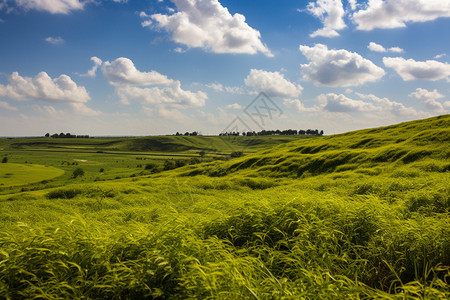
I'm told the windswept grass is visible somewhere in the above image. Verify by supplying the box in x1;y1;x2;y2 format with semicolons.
0;115;449;298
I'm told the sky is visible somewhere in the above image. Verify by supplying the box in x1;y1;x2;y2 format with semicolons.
0;0;449;136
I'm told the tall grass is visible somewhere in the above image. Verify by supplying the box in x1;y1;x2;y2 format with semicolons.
0;115;449;298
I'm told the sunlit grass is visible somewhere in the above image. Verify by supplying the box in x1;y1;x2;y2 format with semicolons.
0;115;449;298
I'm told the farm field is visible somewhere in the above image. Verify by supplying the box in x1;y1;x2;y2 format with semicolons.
0;115;449;299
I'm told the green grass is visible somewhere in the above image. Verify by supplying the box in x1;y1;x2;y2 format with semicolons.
0;115;449;299
0;163;64;188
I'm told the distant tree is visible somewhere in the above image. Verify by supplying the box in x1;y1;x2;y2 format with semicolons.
99;168;105;173
45;133;50;137
1;157;7;163
198;150;206;157
72;167;85;178
319;130;324;136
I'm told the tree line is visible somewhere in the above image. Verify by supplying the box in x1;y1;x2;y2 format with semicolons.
219;129;324;137
45;133;90;139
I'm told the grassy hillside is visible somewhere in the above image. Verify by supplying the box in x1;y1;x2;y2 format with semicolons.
0;115;449;299
0;135;309;195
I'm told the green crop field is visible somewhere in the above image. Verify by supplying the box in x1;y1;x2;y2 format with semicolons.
0;115;449;299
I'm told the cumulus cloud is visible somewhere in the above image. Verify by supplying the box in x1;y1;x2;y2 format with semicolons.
100;57;207;109
148;0;272;56
356;92;418;116
102;57;173;86
368;42;403;53
12;0;86;14
383;57;450;81
305;0;346;37
115;82;207;108
244;69;303;98
410;88;447;112
0;101;17;111
319;93;377;112
434;53;447;59
80;56;102;77
45;36;64;45
0;71;90;103
353;0;450;31
347;0;357;10
225;103;242;109
283;99;320;112
299;44;385;87
205;83;224;92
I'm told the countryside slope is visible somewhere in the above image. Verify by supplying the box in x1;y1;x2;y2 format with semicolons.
0;115;448;299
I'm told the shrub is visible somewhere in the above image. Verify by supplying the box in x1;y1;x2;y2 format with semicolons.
72;167;85;178
1;157;7;163
46;188;83;199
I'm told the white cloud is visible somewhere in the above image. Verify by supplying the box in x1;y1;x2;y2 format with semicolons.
141;20;152;27
306;0;346;37
45;36;64;45
80;56;102;77
155;106;187;121
0;101;17;111
0;71;90;103
225;103;242;109
13;0;86;14
283;99;320;112
367;42;404;53
102;57;173;86
353;0;450;31
148;0;272;56
348;0;357;10
383;57;450;81
244;69;303;98
116;81;207;108
173;47;186;53
356;92;418;116
100;57;208;109
410;88;447;112
319;93;377;112
368;42;386;52
32;102;100;117
299;44;385;87
389;47;404;53
205;83;224;92
69;102;100;116
434;53;447;59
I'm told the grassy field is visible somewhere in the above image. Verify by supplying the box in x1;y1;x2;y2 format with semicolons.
0;116;449;299
0;163;64;188
0;135;308;195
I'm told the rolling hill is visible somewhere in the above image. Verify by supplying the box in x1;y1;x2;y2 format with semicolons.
0;115;448;299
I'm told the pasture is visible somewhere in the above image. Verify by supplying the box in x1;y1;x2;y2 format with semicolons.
0;116;449;299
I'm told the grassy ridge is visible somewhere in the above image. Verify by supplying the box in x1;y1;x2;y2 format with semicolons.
0;115;449;299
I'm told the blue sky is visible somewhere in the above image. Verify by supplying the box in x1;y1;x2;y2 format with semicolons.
0;0;449;136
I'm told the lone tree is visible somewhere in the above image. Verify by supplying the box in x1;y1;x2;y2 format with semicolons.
1;157;7;163
72;167;85;178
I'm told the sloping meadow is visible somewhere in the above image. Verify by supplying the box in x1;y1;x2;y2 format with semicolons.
0;115;449;299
